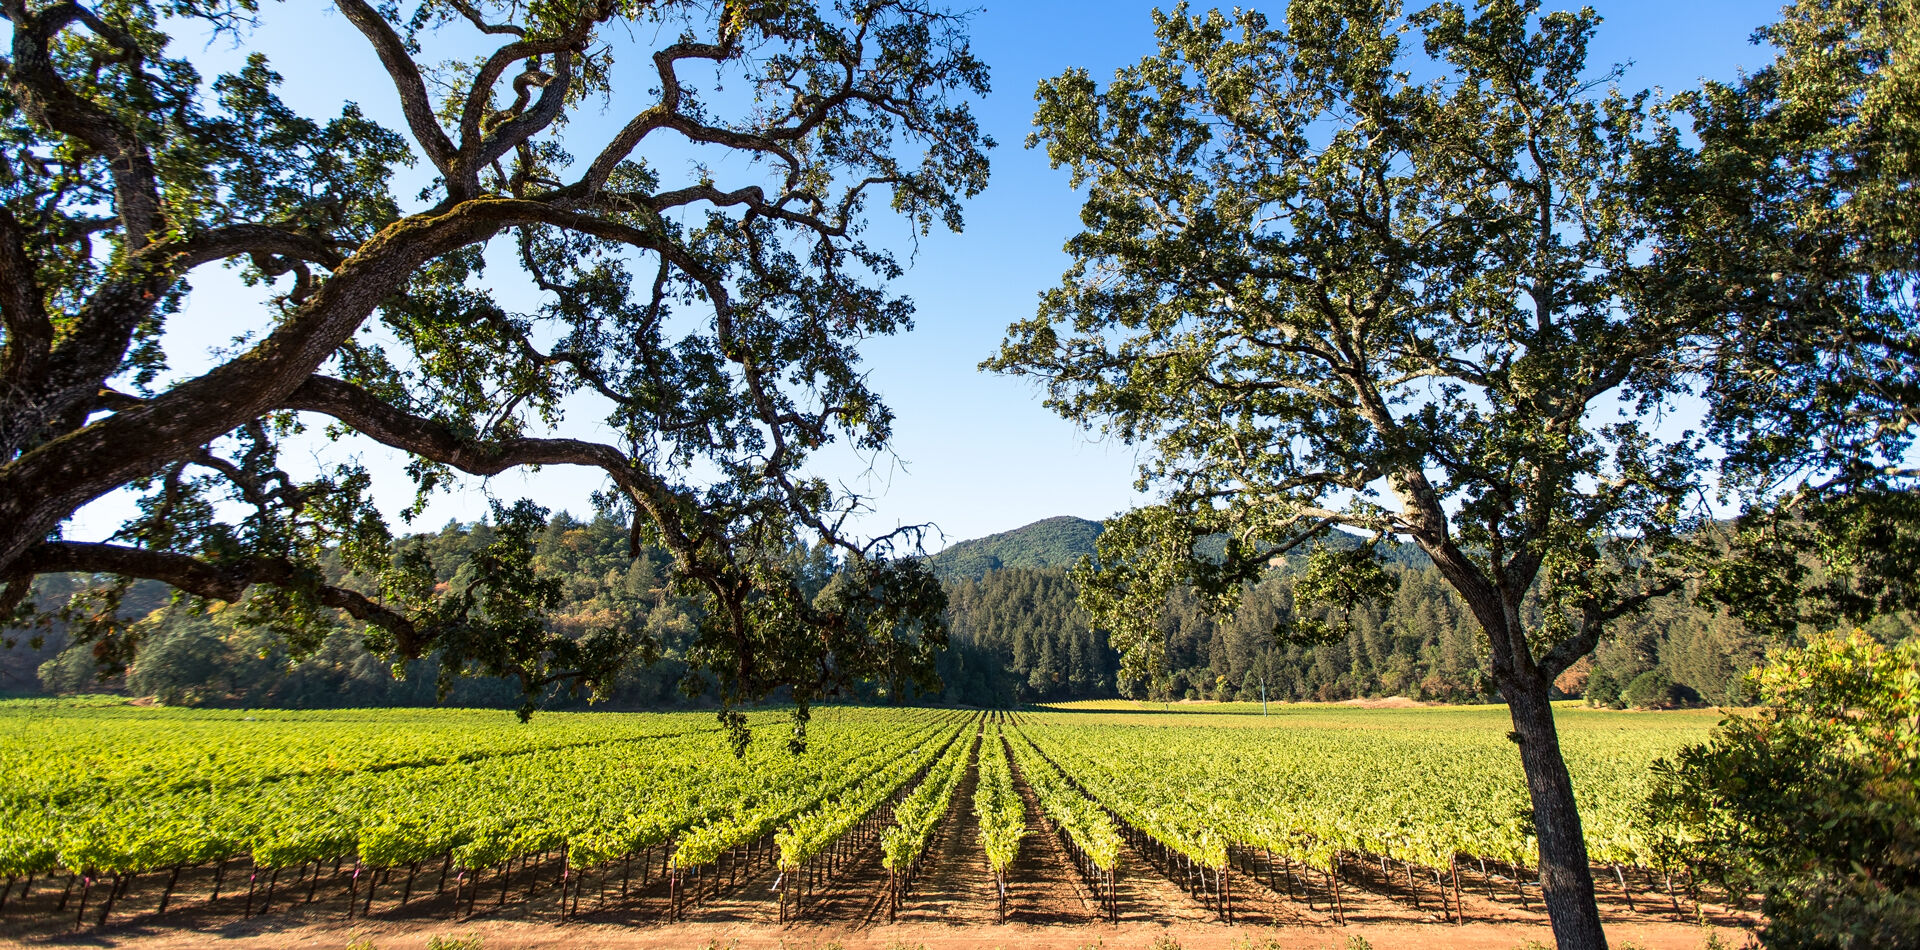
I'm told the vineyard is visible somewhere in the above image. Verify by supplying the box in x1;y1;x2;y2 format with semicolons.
0;699;1742;943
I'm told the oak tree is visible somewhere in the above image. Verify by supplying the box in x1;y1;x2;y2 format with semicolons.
1647;0;1920;631
0;0;988;737
990;2;1717;945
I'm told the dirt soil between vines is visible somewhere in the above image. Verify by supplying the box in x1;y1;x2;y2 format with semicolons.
0;915;1752;950
0;837;1758;950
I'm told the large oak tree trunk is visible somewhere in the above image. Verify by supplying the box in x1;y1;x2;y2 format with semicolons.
1506;679;1608;950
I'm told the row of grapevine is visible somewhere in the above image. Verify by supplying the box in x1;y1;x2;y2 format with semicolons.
610;710;972;921
972;722;1024;922
0;708;955;930
1;705;723;810
1015;709;1704;923
1002;725;1122;921
1006;714;1236;920
770;713;978;922
880;719;979;919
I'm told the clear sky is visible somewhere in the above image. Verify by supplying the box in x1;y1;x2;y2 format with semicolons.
56;0;1789;551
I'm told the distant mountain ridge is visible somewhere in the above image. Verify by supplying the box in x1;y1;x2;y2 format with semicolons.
925;514;1429;581
926;516;1104;581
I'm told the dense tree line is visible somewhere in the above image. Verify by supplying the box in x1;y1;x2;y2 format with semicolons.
9;513;849;711
12;510;1914;711
936;560;1915;709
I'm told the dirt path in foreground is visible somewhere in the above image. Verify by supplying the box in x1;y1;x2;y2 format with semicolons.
0;913;1755;950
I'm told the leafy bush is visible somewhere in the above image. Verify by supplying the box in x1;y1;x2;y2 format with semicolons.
1586;666;1624;707
1622;670;1676;709
1652;632;1920;949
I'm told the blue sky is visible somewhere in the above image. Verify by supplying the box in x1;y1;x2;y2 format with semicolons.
57;0;1789;550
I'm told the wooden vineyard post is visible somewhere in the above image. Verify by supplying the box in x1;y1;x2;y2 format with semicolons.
1330;855;1345;925
96;873;122;928
1451;855;1465;923
1614;864;1637;912
72;872;90;931
158;865;181;916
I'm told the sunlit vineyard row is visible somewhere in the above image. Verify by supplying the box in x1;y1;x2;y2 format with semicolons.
0;700;1718;931
1;705;964;884
1011;704;1719;918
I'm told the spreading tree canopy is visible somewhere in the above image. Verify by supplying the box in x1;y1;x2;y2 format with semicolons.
1648;0;1920;631
0;0;990;736
989;1;1752;945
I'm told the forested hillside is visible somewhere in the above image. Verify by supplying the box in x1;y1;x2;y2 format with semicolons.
5;514;776;710
12;512;1905;710
929;517;1861;708
926;515;1105;581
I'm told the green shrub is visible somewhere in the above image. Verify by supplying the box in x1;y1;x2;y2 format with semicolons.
1622;669;1676;708
1652;632;1920;949
1585;666;1623;707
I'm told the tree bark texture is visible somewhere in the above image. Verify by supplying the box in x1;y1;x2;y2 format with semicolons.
1507;680;1609;950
